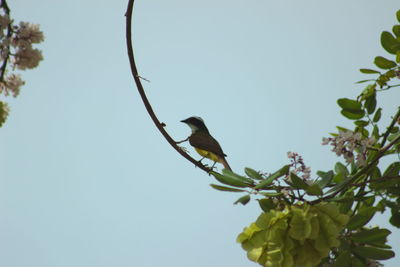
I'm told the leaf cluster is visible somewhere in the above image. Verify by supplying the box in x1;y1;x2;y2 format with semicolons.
237;202;348;267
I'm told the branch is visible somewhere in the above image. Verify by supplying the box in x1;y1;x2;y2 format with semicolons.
125;0;211;173
0;0;12;81
380;106;400;147
350;175;400;187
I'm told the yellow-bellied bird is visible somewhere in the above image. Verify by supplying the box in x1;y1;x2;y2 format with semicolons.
181;116;231;170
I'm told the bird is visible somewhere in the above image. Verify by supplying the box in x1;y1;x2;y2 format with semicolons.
181;116;232;170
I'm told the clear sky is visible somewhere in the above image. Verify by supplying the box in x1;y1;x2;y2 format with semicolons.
1;0;400;266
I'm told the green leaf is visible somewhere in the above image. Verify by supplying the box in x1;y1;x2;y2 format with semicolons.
387;132;400;142
381;31;400;54
355;79;375;84
389;210;400;227
341;110;365;120
397;51;400;63
355;126;369;138
354;120;369;127
393;25;400;38
385;69;396;78
337;98;362;111
347;207;376;230
338;191;355;214
260;192;282;197
234;194;251;205
372;125;379;140
336;126;351;132
352;246;395;260
254;165;289;189
258;198;276;212
316;170;334;188
288;206;312;240
383;162;400;177
306;183;323;196
210;184;246;192
289;172;309;190
333;172;345;183
373;108;382;122
390;126;399;133
364;196;375;206
211;172;250;188
351;228;391;245
359;68;380;74
332;251;352;267
397;10;400;23
351;257;367;267
364;94;377;114
335;162;349;176
374;56;397;69
222;169;254;185
244;167;264;180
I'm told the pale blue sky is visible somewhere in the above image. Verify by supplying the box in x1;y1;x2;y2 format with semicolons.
1;0;400;266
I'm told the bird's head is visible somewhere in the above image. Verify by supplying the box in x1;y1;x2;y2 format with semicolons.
181;116;209;133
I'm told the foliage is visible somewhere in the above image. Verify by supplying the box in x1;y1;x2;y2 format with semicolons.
237;203;349;267
210;9;400;267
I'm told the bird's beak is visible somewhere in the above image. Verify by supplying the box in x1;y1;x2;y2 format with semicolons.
180;119;188;123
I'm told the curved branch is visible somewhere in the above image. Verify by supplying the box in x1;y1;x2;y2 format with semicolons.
125;0;211;173
0;0;12;82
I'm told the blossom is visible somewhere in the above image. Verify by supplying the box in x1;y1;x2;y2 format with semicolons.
322;130;375;166
287;151;312;182
13;47;43;70
11;22;44;48
0;74;25;97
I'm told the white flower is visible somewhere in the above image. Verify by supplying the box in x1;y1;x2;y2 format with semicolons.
323;130;375;166
13;47;43;70
12;22;44;48
0;74;25;97
287;151;296;159
321;137;330;145
302;167;311;180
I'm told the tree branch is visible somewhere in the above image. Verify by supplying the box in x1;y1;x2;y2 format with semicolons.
125;0;211;173
380;106;400;147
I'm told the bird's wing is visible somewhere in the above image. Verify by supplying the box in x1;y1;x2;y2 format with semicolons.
189;132;226;158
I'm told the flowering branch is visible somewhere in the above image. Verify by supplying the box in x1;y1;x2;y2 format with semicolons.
125;0;211;173
0;0;44;126
312;133;400;204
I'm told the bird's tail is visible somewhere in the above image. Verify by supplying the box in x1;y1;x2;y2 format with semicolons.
220;157;232;171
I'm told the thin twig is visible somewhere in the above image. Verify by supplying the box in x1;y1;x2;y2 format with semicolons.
381;107;400;147
125;0;211;173
350;175;400;187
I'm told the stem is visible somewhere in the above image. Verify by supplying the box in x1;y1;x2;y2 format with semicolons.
381;107;400;147
125;0;211;173
0;0;12;82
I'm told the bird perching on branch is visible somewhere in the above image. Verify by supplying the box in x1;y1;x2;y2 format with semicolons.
181;116;232;171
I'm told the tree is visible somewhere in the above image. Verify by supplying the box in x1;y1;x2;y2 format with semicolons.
126;1;400;266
